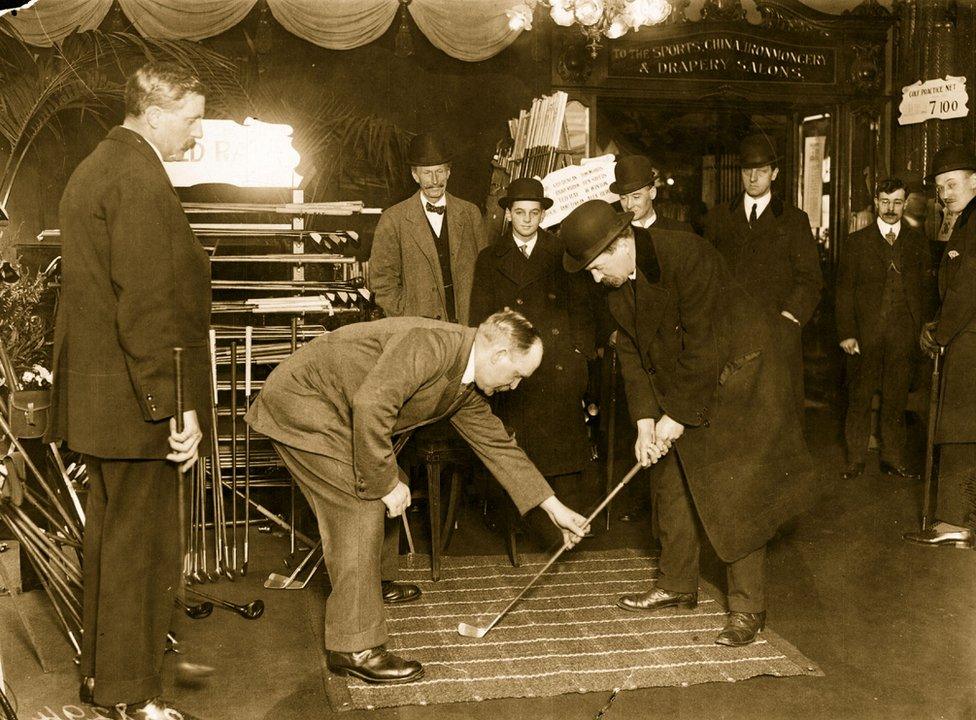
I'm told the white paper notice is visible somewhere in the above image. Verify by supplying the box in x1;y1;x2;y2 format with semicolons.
540;156;620;228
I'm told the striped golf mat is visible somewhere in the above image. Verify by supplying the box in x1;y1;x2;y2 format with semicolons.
312;549;821;711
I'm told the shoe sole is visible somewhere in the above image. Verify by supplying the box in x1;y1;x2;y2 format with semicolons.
616;598;698;613
714;630;763;647
327;665;425;685
382;593;422;605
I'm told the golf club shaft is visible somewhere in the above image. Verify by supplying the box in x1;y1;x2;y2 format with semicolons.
921;350;943;530
174;347;188;604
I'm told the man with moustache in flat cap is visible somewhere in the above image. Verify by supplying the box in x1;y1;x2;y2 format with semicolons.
705;134;823;425
370;132;487;326
560;199;816;646
905;145;976;549
469;178;597;543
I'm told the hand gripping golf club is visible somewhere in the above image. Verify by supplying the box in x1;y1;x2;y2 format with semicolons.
187;586;265;620
458;461;644;639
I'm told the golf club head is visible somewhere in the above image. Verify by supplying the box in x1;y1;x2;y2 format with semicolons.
174;660;215;688
243;599;265;619
183;601;214;620
457;622;488;639
263;572;293;589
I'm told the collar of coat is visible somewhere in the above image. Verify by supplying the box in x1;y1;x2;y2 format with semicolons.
108;126;166;167
956;194;976;230
491;228;557;258
633;226;662;285
728;191;785;218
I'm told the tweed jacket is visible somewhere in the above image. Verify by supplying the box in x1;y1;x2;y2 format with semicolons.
835;222;932;348
705;193;823;326
370;191;487;326
47;126;212;458
933;195;976;443
609;227;816;561
245;317;553;514
468;229;596;475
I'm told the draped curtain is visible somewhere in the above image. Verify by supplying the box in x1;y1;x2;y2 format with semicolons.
2;0;524;61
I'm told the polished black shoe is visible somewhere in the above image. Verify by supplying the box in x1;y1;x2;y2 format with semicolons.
381;581;421;604
92;698;203;720
78;676;95;705
880;462;919;479
715;611;766;646
903;526;973;548
841;461;865;479
326;645;424;684
617;587;698;612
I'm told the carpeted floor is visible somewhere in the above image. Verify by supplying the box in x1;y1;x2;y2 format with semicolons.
309;549;821;711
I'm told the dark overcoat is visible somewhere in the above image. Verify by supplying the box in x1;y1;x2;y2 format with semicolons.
47;126;212;458
468;229;596;475
245;317;553;515
932;195;976;444
610;227;816;561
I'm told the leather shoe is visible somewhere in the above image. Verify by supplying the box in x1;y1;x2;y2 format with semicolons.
382;581;421;604
326;645;424;684
715;610;766;646
880;462;919;479
903;526;973;548
841;461;865;479
91;698;203;720
79;676;94;705
617;586;697;612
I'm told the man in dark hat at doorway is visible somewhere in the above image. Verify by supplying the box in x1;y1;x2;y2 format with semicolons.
905;145;976;549
704;133;823;425
835;176;932;480
561;199;816;646
469;178;597;544
370;131;487;326
611;155;692;233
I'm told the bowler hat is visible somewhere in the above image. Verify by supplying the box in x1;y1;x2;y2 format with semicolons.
925;145;976;183
609;156;658;195
561;200;633;273
407;132;452;167
738;133;778;169
498;177;553;209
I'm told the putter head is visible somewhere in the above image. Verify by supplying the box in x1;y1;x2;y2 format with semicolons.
174;660;215;688
457;622;488;639
264;572;300;590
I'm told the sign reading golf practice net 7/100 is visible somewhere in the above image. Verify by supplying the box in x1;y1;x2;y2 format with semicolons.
898;76;969;125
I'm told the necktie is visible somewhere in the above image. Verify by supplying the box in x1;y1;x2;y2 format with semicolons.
884;231;896;246
748;203;758;227
939;212;955;242
518;243;530;258
426;202;445;215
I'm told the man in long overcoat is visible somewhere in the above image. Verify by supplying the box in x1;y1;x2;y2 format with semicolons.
836;176;932;479
469;178;597;535
561;200;816;646
47;63;210;719
907;145;976;549
246;311;588;683
705;134;823;423
369;132;487;325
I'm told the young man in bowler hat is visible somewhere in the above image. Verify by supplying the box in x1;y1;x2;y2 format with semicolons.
611;155;692;232
469;178;597;543
704;133;823;425
370;132;487;326
905;145;976;549
560;199;816;646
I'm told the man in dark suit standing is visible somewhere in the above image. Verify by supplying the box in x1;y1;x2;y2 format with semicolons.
612;155;692;233
836;177;932;480
47;63;211;720
246;311;589;684
469;179;597;538
370;132;487;325
561;200;815;646
906;146;976;549
705;134;823;423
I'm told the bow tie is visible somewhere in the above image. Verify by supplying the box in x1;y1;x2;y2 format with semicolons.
425;202;445;215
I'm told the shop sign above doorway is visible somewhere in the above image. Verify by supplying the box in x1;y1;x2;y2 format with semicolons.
898;76;969;126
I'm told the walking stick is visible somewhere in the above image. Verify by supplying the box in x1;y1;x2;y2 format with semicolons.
920;349;943;531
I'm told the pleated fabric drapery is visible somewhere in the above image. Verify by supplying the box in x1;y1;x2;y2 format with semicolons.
2;0;523;61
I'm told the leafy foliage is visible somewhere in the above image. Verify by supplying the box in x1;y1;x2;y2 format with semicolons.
0;263;56;380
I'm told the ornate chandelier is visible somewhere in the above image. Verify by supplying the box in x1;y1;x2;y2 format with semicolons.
507;0;673;57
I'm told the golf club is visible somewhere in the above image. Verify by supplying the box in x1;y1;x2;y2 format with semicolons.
187;586;265;620
265;554;323;590
177;598;214;619
458;461;644;639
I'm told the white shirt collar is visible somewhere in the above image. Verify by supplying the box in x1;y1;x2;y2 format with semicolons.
876;218;901;238
461;344;476;385
421;194;446;210
632;212;657;229
744;191;772;220
628;268;637;281
514;233;538;255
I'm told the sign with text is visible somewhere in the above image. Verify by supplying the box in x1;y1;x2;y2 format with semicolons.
609;30;835;84
898;76;969;125
164;117;302;188
540;157;619;228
